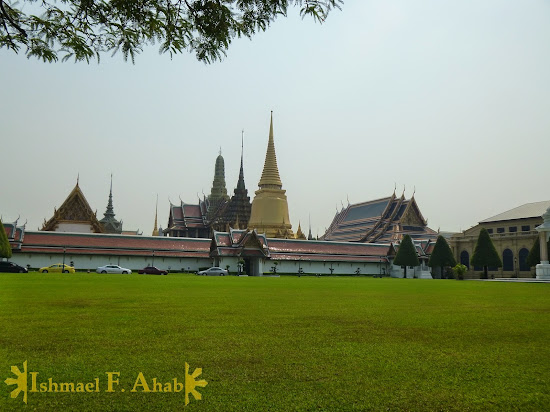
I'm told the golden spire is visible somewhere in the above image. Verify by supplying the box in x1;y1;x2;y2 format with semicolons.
152;195;159;236
258;111;282;189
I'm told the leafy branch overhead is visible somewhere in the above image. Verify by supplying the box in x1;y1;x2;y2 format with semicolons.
0;0;342;63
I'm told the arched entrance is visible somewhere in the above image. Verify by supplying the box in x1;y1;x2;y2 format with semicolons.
519;248;529;271
503;249;513;271
460;251;470;269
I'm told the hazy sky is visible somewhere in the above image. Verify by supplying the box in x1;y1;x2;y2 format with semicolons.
2;0;549;237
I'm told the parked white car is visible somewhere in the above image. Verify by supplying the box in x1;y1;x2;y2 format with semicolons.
197;267;228;276
96;265;132;274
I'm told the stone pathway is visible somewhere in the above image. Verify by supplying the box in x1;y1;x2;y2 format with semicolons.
470;278;550;283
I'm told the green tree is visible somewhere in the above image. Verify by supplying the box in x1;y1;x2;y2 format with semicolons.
526;236;550;268
428;235;456;279
470;228;502;279
0;0;342;63
0;218;13;259
393;234;419;278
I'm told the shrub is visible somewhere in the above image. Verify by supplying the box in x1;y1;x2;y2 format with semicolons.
452;264;468;280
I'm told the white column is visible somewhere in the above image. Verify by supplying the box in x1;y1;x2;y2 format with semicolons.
536;206;550;279
540;232;549;264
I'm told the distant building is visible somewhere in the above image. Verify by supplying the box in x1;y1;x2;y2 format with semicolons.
165;200;210;238
41;180;104;233
41;178;139;235
322;190;437;243
165;142;251;238
450;201;550;277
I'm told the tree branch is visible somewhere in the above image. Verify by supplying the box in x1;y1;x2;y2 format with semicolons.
0;1;28;38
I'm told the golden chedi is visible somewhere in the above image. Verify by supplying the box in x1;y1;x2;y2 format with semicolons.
248;112;293;238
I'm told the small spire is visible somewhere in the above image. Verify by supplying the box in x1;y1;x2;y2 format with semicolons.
77;173;80;186
237;130;246;191
152;194;159;236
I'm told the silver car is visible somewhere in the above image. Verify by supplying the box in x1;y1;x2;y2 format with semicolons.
197;267;228;276
96;264;132;274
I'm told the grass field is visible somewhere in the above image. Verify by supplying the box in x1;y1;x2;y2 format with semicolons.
1;273;549;411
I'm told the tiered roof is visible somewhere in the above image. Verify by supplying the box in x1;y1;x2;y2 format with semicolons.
322;191;437;242
3;220;25;250
167;200;209;232
210;229;392;262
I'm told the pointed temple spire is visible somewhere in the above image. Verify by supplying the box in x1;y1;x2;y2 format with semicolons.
103;174;115;219
248;112;293;238
99;174;123;234
258;111;283;189
237;129;246;191
152;195;159;236
207;150;229;219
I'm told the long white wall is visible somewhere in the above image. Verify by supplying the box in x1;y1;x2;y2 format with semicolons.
264;260;388;276
10;252;213;272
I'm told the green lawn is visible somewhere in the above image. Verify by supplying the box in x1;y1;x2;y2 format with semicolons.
1;273;549;411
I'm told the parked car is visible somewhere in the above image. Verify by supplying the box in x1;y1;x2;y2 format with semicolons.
96;265;132;274
0;261;28;273
39;263;75;273
138;266;168;275
197;267;228;276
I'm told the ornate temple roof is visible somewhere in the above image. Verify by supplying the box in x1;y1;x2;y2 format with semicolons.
41;181;104;233
3;219;25;250
167;200;209;232
210;229;392;262
322;191;437;243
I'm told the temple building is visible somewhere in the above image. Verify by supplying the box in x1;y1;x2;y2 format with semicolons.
166;200;210;238
40;178;136;235
41;179;104;233
209;137;252;232
99;176;123;234
450;200;550;278
248;112;294;238
322;190;437;243
165;142;252;237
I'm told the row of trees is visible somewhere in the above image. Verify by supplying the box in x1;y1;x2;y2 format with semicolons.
393;229;546;279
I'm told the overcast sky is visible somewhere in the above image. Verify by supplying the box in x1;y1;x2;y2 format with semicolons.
1;0;549;237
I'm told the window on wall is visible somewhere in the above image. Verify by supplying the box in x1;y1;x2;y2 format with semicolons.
519;248;530;271
487;228;493;234
502;249;514;271
460;251;470;269
522;225;530;232
497;228;505;233
509;227;517;233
